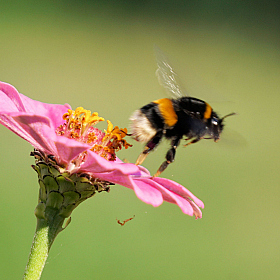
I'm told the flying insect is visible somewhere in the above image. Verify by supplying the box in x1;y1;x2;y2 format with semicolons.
130;48;235;177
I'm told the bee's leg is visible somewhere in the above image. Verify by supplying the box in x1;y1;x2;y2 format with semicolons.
184;137;201;147
154;137;181;177
120;130;132;136
136;131;163;165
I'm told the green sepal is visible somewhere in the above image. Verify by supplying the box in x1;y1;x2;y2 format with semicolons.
39;179;47;202
56;175;75;193
48;165;61;177
80;190;96;200
34;202;46;219
43;175;59;193
62;191;80;206
31;149;111;224
59;204;77;218
46;192;64;209
37;163;50;178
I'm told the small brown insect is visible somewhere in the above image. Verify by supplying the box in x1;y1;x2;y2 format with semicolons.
116;215;135;226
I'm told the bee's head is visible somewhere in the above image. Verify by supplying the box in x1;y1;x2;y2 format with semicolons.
208;112;236;142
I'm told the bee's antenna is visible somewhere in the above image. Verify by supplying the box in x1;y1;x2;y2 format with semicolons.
220;112;237;123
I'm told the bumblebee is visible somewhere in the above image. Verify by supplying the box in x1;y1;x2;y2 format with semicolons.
130;48;235;177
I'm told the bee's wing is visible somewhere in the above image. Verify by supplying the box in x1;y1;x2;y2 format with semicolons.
155;46;188;99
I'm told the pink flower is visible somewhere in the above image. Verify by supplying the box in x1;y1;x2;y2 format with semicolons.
0;81;204;218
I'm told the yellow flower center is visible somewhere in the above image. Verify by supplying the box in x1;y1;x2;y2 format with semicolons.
56;107;132;161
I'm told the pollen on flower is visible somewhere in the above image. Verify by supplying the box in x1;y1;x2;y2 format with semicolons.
100;121;132;160
87;132;97;143
56;107;132;162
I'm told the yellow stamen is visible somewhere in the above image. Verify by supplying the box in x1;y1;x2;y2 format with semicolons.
59;107;132;161
105;120;114;134
63;107;104;135
87;132;97;143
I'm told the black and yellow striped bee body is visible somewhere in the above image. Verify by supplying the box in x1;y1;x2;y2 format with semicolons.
130;48;235;176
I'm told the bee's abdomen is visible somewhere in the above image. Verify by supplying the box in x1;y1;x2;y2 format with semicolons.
130;98;178;143
130;107;158;143
153;98;178;127
140;101;165;129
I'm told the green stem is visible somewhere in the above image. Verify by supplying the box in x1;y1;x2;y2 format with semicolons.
23;213;65;280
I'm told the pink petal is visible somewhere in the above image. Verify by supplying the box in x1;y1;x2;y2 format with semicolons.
0;81;70;129
135;178;194;215
79;150;140;175
17;93;71;128
91;171;164;207
0;112;56;153
153;177;204;209
51;135;92;165
11;114;57;154
0;82;26;112
127;177;164;207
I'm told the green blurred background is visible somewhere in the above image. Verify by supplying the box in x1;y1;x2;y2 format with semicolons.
1;1;280;279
